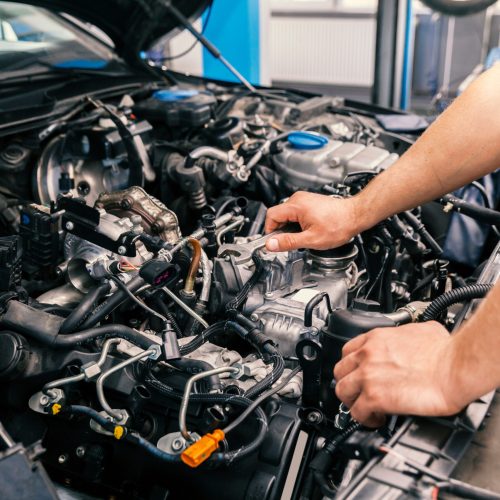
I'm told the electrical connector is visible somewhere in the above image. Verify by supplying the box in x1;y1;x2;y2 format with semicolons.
180;429;225;468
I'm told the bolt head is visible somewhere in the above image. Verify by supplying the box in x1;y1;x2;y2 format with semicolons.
75;446;86;458
307;411;321;423
65;221;74;231
39;395;49;406
117;246;126;255
171;438;184;451
58;454;68;464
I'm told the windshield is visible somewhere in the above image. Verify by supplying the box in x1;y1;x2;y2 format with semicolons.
0;2;127;73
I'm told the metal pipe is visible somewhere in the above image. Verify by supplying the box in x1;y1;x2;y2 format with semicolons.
96;348;155;421
199;250;212;303
162;286;209;329
188;146;229;163
43;338;121;393
216;216;245;246
0;421;14;448
184;238;202;294
179;366;240;442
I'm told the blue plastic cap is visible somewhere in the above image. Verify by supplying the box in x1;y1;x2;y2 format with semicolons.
287;131;328;150
153;89;199;102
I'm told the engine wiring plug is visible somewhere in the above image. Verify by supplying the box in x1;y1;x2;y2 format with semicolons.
180;429;225;468
340;429;385;462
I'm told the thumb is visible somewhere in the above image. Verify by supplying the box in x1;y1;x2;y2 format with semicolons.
266;230;313;252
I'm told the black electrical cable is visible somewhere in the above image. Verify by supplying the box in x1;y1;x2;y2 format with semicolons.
422;283;493;321
225;251;266;313
151;295;182;337
145;372;268;464
179;321;226;355
58;405;180;463
59;282;111;334
223;366;301;435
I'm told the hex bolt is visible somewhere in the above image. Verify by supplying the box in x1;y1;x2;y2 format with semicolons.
250;313;259;322
307;411;322;424
171;439;184;452
75;446;86;458
65;221;74;231
39;395;50;406
117;246;126;255
58;454;69;464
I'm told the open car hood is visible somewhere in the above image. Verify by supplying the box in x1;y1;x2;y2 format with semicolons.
4;0;210;66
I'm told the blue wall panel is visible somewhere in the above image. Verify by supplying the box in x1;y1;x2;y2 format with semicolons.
202;0;260;85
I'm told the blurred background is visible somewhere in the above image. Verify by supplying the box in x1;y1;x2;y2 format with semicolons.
152;0;500;114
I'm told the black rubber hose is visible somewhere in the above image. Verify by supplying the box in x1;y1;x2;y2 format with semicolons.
439;195;500;227
1;302;155;350
401;211;443;255
79;275;145;330
309;421;362;498
304;292;333;328
59;282;111;334
422;283;493;321
145;374;268;464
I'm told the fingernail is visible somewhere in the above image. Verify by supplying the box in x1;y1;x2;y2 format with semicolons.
267;238;279;251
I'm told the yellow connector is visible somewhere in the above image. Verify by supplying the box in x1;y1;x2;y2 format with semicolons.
181;429;225;468
113;425;125;440
51;403;62;415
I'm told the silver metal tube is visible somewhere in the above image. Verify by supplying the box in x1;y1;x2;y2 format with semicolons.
162;286;209;329
170;213;236;255
43;338;121;393
199;250;212;303
96;348;155;421
216;216;245;246
188;146;229;163
179;366;240;442
0;422;15;448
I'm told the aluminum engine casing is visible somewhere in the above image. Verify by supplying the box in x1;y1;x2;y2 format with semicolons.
213;239;358;357
272;138;398;190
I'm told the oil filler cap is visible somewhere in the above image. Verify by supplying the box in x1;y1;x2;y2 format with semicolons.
287;131;328;150
153;89;199;102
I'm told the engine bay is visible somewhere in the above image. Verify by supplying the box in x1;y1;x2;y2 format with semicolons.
0;80;495;499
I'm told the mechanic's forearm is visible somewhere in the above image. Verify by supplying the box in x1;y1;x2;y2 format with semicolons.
450;281;500;404
353;64;500;232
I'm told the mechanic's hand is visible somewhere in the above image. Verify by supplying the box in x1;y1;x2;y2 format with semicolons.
265;192;361;252
333;322;467;427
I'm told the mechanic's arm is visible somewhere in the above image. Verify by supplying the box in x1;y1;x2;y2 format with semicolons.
333;281;500;427
265;63;500;252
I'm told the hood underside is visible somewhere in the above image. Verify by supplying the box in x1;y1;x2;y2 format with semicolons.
3;0;210;66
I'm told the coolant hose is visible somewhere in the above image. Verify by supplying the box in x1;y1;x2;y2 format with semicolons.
59;282;111;334
2;300;156;350
422;283;493;321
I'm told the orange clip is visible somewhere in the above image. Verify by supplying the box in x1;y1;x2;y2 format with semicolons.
181;429;225;468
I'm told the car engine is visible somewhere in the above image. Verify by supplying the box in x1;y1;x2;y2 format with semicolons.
0;82;495;500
